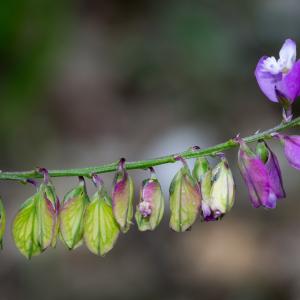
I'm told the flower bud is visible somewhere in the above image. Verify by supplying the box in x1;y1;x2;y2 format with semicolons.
238;139;283;209
135;169;164;231
112;158;134;233
256;141;269;163
60;177;89;250
0;198;6;249
169;159;201;232
256;141;285;201
84;184;119;256
275;134;300;170
12;170;59;259
209;158;235;218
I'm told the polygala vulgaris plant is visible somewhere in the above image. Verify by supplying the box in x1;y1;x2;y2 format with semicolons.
1;39;300;258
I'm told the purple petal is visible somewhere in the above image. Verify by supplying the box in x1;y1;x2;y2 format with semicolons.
238;149;272;208
277;60;300;103
265;144;286;199
255;56;282;103
279;39;297;70
201;202;212;219
264;192;277;209
282;135;300;170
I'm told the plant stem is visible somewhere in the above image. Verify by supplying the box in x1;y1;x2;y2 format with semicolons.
1;117;300;182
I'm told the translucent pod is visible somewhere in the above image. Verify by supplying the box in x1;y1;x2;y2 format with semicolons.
209;158;235;218
60;177;89;250
12;170;59;259
112;158;134;233
135;168;164;231
169;159;201;232
84;181;119;256
193;157;210;182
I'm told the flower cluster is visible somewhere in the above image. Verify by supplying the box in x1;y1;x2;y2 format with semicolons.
0;39;299;259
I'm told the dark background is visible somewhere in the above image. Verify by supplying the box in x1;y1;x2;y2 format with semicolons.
1;0;300;299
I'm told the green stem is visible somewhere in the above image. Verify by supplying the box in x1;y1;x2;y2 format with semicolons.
1;117;300;182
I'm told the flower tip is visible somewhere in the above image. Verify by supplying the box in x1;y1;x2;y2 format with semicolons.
92;174;104;188
118;158;126;171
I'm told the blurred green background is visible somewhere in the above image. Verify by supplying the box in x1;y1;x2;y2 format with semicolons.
1;0;300;299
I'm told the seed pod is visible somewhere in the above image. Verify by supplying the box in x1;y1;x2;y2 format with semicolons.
38;179;59;248
12;170;58;259
169;159;201;232
84;184;119;256
60;177;89;250
135;168;164;231
112;158;134;233
209;158;235;217
0;198;6;249
13;194;42;258
193;157;210;182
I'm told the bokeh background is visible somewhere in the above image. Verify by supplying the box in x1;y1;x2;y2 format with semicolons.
1;0;300;299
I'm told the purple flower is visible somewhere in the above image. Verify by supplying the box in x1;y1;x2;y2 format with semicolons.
258;141;286;200
238;139;285;209
274;134;300;170
255;39;300;105
138;201;152;218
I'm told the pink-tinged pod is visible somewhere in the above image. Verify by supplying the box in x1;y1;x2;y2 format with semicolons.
275;134;300;170
112;158;134;233
0;198;6;249
60;177;89;250
169;158;201;232
135;168;164;231
12;169;59;259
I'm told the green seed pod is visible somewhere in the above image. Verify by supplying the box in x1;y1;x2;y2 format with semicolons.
84;184;119;256
60;177;89;250
209;158;235;216
193;157;210;182
135;169;164;231
38;180;59;248
112;158;134;233
13;194;42;258
169;160;201;232
12;171;58;259
0;198;6;250
201;169;213;202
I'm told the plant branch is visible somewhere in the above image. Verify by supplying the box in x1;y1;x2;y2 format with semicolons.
1;117;300;182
